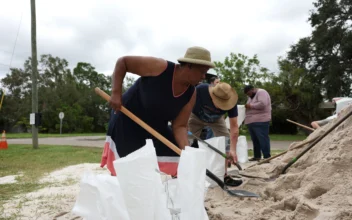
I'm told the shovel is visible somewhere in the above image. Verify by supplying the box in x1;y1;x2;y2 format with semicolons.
188;131;242;171
94;87;259;198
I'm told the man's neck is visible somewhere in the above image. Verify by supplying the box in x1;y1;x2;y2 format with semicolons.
174;65;190;86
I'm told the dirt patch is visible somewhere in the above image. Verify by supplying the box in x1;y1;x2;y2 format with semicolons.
0;163;108;220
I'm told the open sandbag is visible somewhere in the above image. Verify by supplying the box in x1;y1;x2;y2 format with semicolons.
71;172;130;220
113;139;171;220
198;136;226;187
177;146;209;220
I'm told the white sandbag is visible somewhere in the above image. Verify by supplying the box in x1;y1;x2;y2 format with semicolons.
225;104;246;129
164;178;182;217
154;172;172;220
198;136;226;187
71;172;130;220
163;177;210;219
237;105;246;126
177;146;209;220
113;139;171;220
236;135;248;163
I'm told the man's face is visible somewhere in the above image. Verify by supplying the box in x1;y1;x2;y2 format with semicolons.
211;79;220;86
187;64;209;85
246;89;256;99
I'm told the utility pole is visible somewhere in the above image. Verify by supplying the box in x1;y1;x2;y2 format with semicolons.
30;0;39;149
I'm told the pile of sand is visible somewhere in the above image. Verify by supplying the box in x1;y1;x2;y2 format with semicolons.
205;105;352;220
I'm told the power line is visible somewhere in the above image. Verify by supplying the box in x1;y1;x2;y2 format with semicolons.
0;63;10;67
8;11;24;72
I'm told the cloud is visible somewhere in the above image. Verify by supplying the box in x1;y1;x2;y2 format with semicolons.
0;0;315;79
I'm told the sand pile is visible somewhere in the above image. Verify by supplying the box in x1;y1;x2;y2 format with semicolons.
205;105;352;220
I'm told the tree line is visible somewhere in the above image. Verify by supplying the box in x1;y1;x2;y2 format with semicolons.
0;0;351;134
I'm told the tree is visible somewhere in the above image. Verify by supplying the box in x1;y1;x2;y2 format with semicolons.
287;0;352;99
214;53;274;104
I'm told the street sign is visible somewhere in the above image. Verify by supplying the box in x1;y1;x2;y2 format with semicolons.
59;112;64;134
30;113;35;125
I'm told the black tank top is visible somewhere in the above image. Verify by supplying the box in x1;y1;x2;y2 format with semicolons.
121;60;195;128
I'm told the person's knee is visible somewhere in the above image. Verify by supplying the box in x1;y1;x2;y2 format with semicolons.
311;121;320;129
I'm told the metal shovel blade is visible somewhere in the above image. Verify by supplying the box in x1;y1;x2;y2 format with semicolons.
226;188;260;198
206;169;260;198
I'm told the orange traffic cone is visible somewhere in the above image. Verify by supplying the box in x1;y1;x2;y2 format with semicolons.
0;130;8;150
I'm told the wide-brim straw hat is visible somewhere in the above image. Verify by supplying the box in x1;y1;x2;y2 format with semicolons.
209;82;238;110
177;46;215;68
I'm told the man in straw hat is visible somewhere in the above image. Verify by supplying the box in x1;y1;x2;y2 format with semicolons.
101;46;215;177
188;82;243;186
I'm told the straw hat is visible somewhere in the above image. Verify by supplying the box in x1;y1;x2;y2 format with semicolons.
177;46;215;68
209;82;238;110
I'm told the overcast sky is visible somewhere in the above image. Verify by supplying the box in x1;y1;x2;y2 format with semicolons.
0;0;315;80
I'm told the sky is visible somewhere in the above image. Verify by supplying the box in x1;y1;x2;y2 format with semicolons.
0;0;316;80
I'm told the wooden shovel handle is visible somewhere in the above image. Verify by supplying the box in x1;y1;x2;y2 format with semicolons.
286;119;315;132
94;87;182;155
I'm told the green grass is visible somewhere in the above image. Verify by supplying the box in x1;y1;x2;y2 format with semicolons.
6;132;307;142
6;133;105;139
245;134;306;141
247;149;284;158
0;144;102;206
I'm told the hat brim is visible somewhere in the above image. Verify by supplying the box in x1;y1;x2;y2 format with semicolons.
209;86;238;111
177;57;215;68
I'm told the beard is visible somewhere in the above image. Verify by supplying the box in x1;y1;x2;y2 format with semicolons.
250;92;256;99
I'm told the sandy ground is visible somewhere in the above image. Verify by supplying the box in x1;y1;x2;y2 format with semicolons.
8;136;292;151
205;105;352;220
1;163;110;220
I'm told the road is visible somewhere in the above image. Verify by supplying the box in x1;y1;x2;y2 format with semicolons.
7;136;296;151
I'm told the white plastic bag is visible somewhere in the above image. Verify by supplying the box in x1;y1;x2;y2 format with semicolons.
236;135;248;163
71;172;130;220
237;105;246;126
225;105;246;129
198;136;226;187
177;146;209;220
113;139;171;220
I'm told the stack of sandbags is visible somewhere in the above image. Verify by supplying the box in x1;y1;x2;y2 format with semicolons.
72;140;210;220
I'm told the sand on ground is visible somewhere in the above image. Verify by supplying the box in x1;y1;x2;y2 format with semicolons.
205;105;352;220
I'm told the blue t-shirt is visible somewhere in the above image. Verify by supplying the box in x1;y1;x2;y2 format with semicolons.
192;84;238;123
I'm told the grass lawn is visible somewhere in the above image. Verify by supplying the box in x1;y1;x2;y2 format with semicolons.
0;145;102;207
247;149;284;157
6;133;106;139
7;132;307;142
249;134;307;141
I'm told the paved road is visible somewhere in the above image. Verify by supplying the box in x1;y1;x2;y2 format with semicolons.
8;136;296;151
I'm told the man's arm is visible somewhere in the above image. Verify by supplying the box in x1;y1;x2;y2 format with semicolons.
249;90;269;110
112;56;167;95
172;90;197;150
229;117;239;162
110;56;167;112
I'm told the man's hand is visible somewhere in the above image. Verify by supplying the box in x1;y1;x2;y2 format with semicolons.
109;92;122;113
229;149;238;164
245;103;251;109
